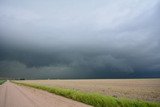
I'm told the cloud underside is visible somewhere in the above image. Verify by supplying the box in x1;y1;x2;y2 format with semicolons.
0;0;160;78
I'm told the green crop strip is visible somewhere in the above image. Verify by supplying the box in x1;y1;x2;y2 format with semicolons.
0;80;6;85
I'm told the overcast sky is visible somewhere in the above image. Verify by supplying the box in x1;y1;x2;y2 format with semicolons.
0;0;160;79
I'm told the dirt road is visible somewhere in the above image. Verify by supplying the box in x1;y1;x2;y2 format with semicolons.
0;81;91;107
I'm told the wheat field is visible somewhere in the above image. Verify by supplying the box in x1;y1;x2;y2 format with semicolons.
20;79;160;102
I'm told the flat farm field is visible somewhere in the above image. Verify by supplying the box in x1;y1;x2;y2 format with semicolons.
21;79;160;102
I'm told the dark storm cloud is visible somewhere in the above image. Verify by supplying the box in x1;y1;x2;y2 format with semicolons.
0;0;160;78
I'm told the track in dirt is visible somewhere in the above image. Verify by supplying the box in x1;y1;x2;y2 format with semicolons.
0;81;91;107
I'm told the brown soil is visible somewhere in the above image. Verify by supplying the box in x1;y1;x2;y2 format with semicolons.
22;79;160;102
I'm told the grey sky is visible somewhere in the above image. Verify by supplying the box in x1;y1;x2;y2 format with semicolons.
0;0;160;79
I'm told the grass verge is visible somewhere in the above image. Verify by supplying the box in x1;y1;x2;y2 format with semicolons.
12;81;160;107
0;80;6;85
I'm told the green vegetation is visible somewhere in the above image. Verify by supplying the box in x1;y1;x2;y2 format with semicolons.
13;81;160;107
0;80;6;85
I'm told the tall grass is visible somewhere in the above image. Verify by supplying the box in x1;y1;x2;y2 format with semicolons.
0;80;6;85
13;81;160;107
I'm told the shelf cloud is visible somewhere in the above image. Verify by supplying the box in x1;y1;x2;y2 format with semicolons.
0;0;160;79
